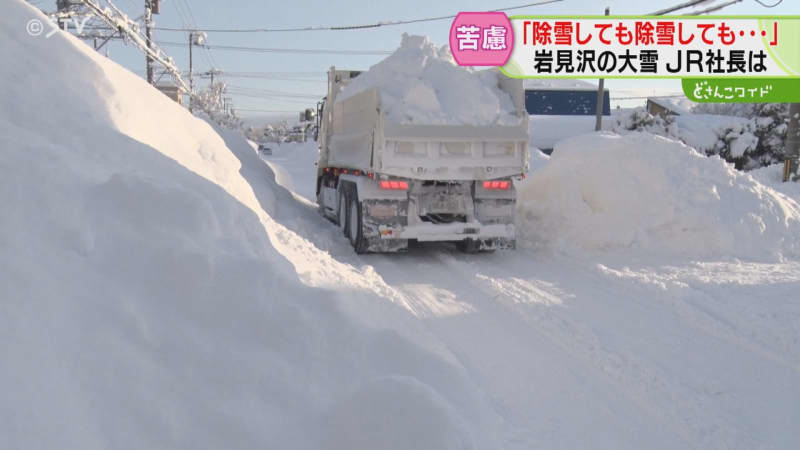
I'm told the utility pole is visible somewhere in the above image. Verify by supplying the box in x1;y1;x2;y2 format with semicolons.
144;0;155;85
784;103;800;182
594;7;609;132
187;31;206;113
189;31;193;112
205;69;221;86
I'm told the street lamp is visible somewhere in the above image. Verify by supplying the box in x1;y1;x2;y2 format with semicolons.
188;30;207;113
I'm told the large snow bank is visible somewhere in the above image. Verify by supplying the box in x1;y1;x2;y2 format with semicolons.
517;132;800;260
607;108;777;169
608;108;752;153
0;2;499;449
673;113;751;152
338;34;519;126
529;115;598;151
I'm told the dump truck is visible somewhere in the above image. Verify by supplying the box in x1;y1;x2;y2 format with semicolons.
316;67;529;253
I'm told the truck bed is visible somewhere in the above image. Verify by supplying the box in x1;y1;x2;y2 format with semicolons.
320;72;529;181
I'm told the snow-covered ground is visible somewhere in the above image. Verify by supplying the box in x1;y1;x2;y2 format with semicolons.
262;136;800;450
3;1;800;449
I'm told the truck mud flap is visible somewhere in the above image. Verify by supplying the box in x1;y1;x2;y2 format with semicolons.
365;237;408;253
459;237;516;253
362;200;408;253
484;237;516;250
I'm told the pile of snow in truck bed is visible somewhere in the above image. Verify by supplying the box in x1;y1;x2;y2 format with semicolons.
517;132;800;260
338;34;520;126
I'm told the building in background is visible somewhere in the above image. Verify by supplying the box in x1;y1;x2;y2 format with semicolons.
156;85;183;106
646;97;690;119
524;79;610;153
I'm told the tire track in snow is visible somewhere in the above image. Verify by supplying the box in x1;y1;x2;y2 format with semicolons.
447;253;766;450
597;263;800;373
255;143;748;448
256;140;799;450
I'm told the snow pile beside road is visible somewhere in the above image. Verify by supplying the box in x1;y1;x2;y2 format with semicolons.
607;108;783;169
338;33;519;126
0;2;499;449
517;132;800;259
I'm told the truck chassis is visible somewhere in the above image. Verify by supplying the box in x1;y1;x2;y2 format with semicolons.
317;171;517;254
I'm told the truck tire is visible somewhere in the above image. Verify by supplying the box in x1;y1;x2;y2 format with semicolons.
337;188;348;236
348;192;368;254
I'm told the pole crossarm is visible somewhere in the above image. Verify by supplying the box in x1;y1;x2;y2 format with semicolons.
78;0;193;97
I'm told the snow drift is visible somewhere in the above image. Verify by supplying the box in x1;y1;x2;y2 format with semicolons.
338;34;519;126
5;2;800;449
0;2;500;449
518;132;800;260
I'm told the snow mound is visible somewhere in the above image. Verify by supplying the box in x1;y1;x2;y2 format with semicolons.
323;376;472;450
1;2;499;449
673;113;751;152
338;34;519;126
517;132;800;260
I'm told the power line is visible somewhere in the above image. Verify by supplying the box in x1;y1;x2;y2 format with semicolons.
216;75;326;83
686;0;743;14
181;0;220;70
610;94;685;100
219;71;323;77
649;0;718;15
153;0;564;33
227;94;318;105
234;108;301;113
138;70;324;82
225;91;320;101
226;89;320;101
179;0;199;26
156;41;392;55
170;0;217;72
226;85;322;98
78;0;192;95
753;0;783;7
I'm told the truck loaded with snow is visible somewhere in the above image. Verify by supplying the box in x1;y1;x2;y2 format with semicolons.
315;35;529;253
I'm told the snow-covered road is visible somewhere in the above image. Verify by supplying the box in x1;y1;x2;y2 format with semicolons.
4;2;798;447
259;140;800;450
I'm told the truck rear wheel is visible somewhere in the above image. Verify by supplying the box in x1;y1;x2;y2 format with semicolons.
337;189;348;236
348;194;368;254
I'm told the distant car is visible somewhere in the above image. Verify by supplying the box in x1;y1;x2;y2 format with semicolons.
258;144;273;156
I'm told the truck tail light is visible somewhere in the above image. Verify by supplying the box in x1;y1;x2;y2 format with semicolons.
379;180;409;190
483;180;510;190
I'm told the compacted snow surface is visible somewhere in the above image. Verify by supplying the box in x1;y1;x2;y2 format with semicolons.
3;2;800;449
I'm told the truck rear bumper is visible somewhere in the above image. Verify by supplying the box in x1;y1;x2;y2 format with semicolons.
377;222;515;242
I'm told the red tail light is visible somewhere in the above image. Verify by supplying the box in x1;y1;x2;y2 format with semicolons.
379;180;409;190
483;180;510;190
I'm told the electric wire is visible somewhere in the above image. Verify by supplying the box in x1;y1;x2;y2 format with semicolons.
753;0;783;7
152;0;565;33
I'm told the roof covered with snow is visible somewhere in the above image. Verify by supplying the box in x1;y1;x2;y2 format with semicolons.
647;97;692;115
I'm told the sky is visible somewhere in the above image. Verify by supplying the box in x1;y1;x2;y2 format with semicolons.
43;0;798;124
